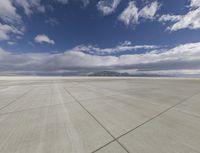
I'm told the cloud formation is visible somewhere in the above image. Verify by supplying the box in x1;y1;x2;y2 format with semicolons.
159;0;200;31
14;0;45;16
0;0;21;23
159;14;182;22
0;0;45;42
139;1;160;19
0;23;24;41
97;0;121;15
56;0;90;7
1;42;200;76
190;0;200;8
118;1;139;25
119;1;160;26
73;41;158;55
34;34;55;45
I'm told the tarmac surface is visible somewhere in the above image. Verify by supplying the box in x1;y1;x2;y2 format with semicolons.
0;77;200;153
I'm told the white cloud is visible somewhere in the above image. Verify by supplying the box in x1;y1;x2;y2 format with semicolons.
0;0;44;41
73;41;158;55
55;0;90;7
0;0;45;23
1;42;200;76
139;1;160;19
159;14;182;22
159;0;200;31
118;1;160;26
118;1;139;25
15;0;45;16
170;8;200;31
0;23;23;41
97;0;121;15
190;0;200;8
34;34;55;45
0;0;21;23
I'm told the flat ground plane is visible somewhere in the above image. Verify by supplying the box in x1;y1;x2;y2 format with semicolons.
0;77;200;153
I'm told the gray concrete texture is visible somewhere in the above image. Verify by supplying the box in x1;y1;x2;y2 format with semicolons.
0;77;200;153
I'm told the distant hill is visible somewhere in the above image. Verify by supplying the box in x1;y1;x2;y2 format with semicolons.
87;71;168;77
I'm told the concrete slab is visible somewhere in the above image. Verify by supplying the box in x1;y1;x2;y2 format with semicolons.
0;103;113;153
174;93;200;117
0;85;32;110
80;97;167;138
117;79;200;107
63;85;103;101
119;110;200;153
0;83;77;114
120;88;199;107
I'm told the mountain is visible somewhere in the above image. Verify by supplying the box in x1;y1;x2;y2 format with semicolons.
88;71;131;76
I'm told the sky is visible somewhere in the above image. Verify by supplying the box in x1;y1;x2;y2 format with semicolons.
0;0;200;76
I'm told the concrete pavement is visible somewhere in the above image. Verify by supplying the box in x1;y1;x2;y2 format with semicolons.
0;77;200;153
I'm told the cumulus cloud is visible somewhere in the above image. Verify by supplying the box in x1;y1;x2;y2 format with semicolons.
0;0;45;22
0;42;200;76
0;0;45;42
118;1;160;26
97;0;121;15
159;0;200;31
170;8;200;31
0;0;21;23
190;0;200;8
118;1;139;25
139;1;160;19
34;34;55;45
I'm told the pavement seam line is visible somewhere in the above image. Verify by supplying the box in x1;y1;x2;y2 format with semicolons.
63;86;130;153
0;87;34;111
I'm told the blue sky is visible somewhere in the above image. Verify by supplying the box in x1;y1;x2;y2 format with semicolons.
0;0;200;76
